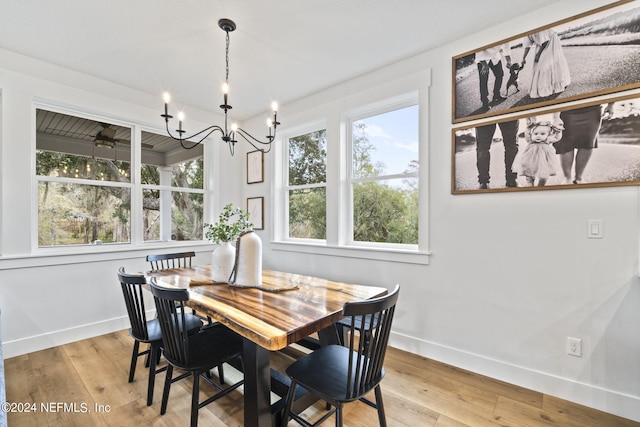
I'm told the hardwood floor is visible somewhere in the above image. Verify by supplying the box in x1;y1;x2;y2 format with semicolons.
4;329;638;426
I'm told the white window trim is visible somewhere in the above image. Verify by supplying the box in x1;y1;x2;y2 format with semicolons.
32;101;210;253
345;95;420;249
274;120;328;244
272;70;431;265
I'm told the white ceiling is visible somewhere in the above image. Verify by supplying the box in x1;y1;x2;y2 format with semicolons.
0;0;559;121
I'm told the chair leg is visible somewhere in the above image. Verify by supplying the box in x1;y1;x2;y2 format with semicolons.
218;364;225;385
160;365;173;415
144;343;151;368
146;345;158;406
280;381;297;427
374;385;386;427
335;406;343;427
191;372;200;427
129;341;140;382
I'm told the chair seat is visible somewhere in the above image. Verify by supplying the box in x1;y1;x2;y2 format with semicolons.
286;344;384;403
129;314;203;343
163;324;243;372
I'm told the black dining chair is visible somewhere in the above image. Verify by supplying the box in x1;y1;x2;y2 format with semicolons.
150;278;245;427
146;251;223;378
280;285;400;427
117;267;204;406
146;251;196;270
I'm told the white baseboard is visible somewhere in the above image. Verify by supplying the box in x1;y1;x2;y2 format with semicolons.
3;316;131;359
389;332;640;423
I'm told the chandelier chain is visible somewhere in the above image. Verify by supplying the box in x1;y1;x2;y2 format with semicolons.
225;30;230;84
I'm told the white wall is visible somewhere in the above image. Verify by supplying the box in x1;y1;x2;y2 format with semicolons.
0;0;638;422
240;0;640;421
0;49;226;355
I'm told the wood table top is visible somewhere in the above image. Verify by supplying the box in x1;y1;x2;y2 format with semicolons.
147;266;387;351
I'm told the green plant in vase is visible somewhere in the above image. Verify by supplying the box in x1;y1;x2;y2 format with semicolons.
204;203;253;244
205;203;253;282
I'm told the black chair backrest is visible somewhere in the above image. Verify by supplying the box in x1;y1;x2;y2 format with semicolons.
342;285;400;400
117;266;151;341
149;278;192;365
146;251;195;271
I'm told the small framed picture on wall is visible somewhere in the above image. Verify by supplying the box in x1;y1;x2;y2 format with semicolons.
247;150;264;184
247;197;264;230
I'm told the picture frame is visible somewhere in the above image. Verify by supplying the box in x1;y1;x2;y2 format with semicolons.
452;92;640;194
247;197;264;230
247;150;264;184
452;0;640;124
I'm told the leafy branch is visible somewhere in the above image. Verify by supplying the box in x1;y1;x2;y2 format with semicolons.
204;203;253;244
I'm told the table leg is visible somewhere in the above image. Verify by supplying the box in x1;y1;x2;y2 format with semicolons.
243;338;272;427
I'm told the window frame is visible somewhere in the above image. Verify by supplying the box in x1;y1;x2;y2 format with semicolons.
285;127;328;242
32;102;209;253
345;98;420;251
272;78;430;265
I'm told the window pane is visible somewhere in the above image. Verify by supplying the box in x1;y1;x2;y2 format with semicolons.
289;130;327;185
289;188;326;239
172;158;204;189
36;109;131;183
171;191;203;240
142;189;160;241
353;178;418;244
38;182;131;246
141;164;160;185
352;105;419;178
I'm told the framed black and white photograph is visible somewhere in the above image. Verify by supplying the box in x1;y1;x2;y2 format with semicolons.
452;92;640;194
247;150;264;184
247;196;264;230
453;0;640;123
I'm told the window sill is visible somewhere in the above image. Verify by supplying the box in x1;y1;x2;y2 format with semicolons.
270;241;430;265
0;241;214;270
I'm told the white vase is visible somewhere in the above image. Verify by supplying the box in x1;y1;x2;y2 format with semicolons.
211;241;235;283
232;230;262;287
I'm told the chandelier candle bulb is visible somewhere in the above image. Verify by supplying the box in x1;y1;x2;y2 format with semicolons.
177;111;185;134
162;92;172;120
222;83;229;106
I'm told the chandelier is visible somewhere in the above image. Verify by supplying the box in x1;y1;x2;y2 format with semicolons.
161;18;280;155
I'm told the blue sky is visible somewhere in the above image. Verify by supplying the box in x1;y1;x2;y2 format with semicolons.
355;104;419;175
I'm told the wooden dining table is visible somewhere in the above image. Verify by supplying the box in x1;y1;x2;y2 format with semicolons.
147;265;388;427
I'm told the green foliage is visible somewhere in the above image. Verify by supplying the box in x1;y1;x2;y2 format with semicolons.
289;188;326;239
204;203;253;244
288;130;327;185
286;120;418;244
353;181;418;244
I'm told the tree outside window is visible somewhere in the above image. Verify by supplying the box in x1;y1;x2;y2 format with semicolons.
350;104;419;245
287;129;327;239
35;108;204;247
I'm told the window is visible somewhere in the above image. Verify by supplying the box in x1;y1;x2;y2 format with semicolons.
349;104;419;246
35;107;204;248
36;109;133;246
286;129;327;239
141;131;204;242
274;90;425;263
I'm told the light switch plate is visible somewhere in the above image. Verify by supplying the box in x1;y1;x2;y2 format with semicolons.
587;220;603;239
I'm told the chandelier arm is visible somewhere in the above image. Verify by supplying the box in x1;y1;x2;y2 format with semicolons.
165;120;226;148
235;127;276;151
180;125;226;142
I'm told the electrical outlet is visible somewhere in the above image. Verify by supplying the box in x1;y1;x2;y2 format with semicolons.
567;337;582;357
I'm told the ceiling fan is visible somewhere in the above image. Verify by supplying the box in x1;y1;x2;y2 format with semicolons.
94;123;154;149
